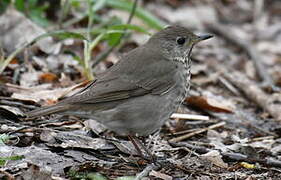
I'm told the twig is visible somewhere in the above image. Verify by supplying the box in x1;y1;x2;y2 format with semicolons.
0;169;14;180
206;23;275;89
169;122;226;143
170;142;281;168
135;163;160;180
168;128;201;136
149;170;172;180
218;76;241;96
250;136;274;142
0;98;37;110
223;70;281;120
91;0;139;69
170;113;209;121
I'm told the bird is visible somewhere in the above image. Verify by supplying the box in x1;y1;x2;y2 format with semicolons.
26;26;212;158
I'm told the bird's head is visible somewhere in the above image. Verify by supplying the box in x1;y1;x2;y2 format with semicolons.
147;26;213;63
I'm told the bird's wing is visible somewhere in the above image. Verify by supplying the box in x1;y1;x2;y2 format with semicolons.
59;46;178;105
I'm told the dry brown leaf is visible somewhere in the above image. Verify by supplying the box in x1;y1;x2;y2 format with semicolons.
45;99;58;105
185;96;234;113
12;86;73;104
39;72;58;83
200;150;228;168
9;58;19;64
149;170;172;180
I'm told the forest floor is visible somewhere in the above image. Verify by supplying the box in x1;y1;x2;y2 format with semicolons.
1;0;281;179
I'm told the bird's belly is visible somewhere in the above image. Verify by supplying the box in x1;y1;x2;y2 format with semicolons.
91;90;184;136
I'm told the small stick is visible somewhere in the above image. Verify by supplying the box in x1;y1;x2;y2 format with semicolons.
170;113;209;121
170;142;281;168
0;169;14;180
223;70;281;120
218;76;241;96
135;163;160;180
169;122;225;143
250;136;274;142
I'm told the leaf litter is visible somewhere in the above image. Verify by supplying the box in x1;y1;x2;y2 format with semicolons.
0;0;281;179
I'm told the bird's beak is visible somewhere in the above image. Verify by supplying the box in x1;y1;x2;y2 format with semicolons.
196;34;213;42
188;34;213;57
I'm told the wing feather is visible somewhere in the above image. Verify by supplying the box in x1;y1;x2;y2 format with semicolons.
58;46;179;105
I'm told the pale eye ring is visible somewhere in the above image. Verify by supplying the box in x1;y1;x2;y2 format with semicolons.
176;37;186;45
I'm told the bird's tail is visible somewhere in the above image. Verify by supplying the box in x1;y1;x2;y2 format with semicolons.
26;105;69;119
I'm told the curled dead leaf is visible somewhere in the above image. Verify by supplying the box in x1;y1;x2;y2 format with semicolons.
39;72;58;83
200;150;228;168
9;58;19;64
185;96;234;113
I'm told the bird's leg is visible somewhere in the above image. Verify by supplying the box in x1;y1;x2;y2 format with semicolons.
128;135;146;159
135;138;156;162
128;135;156;162
134;137;156;162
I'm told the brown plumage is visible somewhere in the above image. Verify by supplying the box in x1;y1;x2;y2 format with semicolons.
27;26;212;136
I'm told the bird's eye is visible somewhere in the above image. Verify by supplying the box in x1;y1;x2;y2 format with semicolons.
176;37;186;45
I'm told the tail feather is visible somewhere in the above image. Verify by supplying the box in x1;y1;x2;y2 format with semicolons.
26;105;69;118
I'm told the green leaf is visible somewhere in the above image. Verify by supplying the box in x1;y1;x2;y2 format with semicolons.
90;24;150;46
107;33;122;46
14;0;25;12
103;0;166;30
70;0;81;8
28;0;38;7
0;160;5;166
0;134;10;145
87;172;108;180
0;155;24;166
0;155;24;161
73;55;83;66
34;31;88;42
19;0;51;27
29;11;51;27
108;24;150;35
0;31;87;74
104;24;150;46
0;0;10;14
92;0;106;12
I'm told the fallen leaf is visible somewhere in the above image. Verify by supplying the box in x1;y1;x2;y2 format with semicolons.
0;105;24;118
9;58;19;64
200;150;228;168
150;170;172;180
39;72;58;83
0;145;75;175
239;162;256;169
185;96;234;113
12;86;72;103
22;164;53;180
